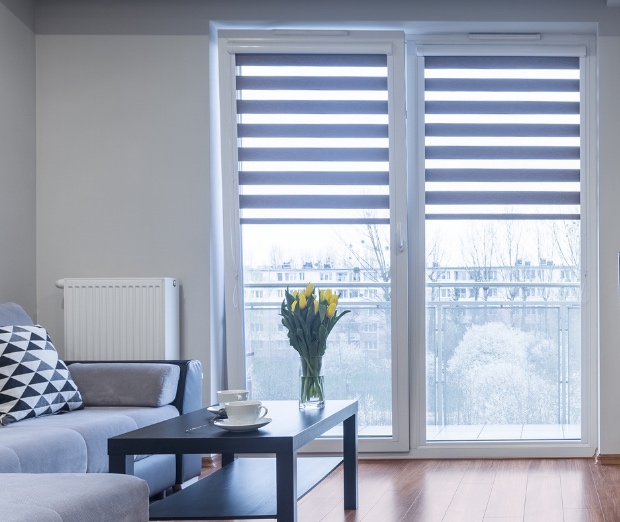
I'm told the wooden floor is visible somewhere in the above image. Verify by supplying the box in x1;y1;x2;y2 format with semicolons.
155;457;620;521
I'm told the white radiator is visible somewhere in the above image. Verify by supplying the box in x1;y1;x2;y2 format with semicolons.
58;277;180;361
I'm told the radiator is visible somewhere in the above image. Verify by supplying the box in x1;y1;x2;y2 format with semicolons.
58;277;180;361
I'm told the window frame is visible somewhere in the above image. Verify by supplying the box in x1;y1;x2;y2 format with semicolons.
217;30;410;453
407;33;599;458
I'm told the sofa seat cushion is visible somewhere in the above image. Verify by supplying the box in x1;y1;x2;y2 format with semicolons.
87;406;179;463
0;445;21;472
0;473;149;522
0;425;87;473
87;405;179;429
2;503;63;522
4;406;179;472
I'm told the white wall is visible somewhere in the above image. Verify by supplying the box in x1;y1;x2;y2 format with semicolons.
32;0;620;451
0;1;36;319
36;34;211;399
597;36;620;455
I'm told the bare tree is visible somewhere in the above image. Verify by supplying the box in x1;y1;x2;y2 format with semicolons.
460;223;498;301
336;220;391;302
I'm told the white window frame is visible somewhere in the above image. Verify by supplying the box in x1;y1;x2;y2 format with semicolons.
407;33;598;458
218;30;410;453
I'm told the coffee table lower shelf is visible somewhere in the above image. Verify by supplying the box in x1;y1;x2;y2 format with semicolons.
149;456;343;520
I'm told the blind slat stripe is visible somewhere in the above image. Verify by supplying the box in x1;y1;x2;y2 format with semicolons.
425;101;580;115
424;56;579;69
236;53;388;67
238;100;388;115
425;146;580;160
239;171;389;185
425;124;580;137
426;214;581;220
241;218;390;225
426;191;580;205
237;76;388;90
239;147;389;162
426;169;580;182
238;124;389;138
425;78;579;92
239;194;389;209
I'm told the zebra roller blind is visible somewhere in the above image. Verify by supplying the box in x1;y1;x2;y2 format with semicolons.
424;55;581;220
235;53;390;225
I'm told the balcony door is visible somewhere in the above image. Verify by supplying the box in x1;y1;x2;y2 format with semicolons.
218;31;409;452
410;37;597;450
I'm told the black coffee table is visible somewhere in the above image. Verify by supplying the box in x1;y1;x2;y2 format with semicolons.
108;399;358;521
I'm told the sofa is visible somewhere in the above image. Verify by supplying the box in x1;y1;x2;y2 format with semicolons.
0;302;203;521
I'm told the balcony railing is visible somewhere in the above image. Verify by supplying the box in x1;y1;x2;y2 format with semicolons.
242;279;581;440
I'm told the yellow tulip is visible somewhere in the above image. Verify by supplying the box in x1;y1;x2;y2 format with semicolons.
330;294;338;306
292;290;298;298
313;300;319;314
324;289;332;302
291;300;297;312
319;290;325;301
305;282;314;297
299;293;307;310
326;302;336;318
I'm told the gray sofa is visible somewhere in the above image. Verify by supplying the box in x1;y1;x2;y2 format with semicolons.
0;302;204;521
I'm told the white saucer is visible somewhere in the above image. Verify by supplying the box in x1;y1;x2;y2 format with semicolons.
207;405;226;416
213;417;272;432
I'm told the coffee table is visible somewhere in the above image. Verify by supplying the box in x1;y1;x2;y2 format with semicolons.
108;399;358;521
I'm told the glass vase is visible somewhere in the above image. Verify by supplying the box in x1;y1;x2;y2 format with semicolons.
299;356;325;409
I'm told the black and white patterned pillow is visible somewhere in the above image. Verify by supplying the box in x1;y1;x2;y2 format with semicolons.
0;325;83;425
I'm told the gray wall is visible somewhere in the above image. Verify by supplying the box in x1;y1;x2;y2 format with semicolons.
0;1;36;319
36;34;211;396
15;0;620;453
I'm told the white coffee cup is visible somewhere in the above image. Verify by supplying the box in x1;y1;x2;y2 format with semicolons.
217;389;249;407
224;400;268;425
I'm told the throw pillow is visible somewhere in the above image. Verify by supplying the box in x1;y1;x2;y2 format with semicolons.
0;325;83;425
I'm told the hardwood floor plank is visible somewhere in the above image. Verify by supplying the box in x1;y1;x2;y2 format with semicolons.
442;482;493;522
524;471;563;519
588;460;620;521
559;459;604;518
484;459;529;518
460;459;499;485
400;459;469;521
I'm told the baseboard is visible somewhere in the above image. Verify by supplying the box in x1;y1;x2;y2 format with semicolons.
595;453;620;465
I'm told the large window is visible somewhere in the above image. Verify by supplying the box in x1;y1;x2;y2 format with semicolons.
218;32;408;452
217;31;597;457
409;36;596;454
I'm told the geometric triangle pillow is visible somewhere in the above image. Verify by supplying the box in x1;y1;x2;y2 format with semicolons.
0;325;83;425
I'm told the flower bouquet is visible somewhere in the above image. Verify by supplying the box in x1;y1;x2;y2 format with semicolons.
280;283;350;408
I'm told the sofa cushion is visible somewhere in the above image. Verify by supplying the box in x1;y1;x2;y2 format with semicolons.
0;425;87;473
0;303;34;327
0;445;21;472
6;406;178;472
0;325;83;425
68;362;180;407
0;473;149;522
2;504;63;522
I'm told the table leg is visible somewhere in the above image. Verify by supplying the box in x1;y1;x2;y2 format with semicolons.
343;412;358;509
221;453;235;467
109;454;135;475
276;450;298;522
